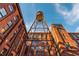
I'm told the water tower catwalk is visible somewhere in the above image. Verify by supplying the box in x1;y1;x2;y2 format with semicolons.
25;11;60;56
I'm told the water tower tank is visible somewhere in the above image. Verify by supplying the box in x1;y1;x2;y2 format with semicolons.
36;11;44;22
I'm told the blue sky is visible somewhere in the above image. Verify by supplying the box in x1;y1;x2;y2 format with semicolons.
20;3;79;32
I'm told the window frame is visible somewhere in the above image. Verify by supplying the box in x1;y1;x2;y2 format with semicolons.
0;8;7;19
8;4;14;12
7;20;13;27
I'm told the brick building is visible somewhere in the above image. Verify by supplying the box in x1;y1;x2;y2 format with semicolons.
0;3;28;56
68;33;79;47
50;24;79;56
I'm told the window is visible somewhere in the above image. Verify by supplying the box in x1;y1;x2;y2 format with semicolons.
42;41;44;46
5;25;9;31
33;34;36;38
0;21;13;34
41;46;44;51
74;41;77;46
43;34;46;39
41;51;44;56
32;41;37;46
0;39;2;44
8;31;17;46
65;42;70;48
46;46;49;50
0;28;5;34
0;48;7;56
18;24;22;31
77;34;79;38
9;4;14;12
7;21;13;27
75;34;79;38
69;34;74;39
62;34;66;39
5;25;9;30
0;8;7;19
36;47;39;51
23;34;26;41
13;39;20;50
72;34;77;39
31;47;34;50
45;51;49;56
58;29;61;32
38;34;41;39
15;39;20;46
9;53;13;56
58;29;66;40
29;34;33;39
0;14;2;18
14;31;17;34
14;16;18;21
36;51;39;55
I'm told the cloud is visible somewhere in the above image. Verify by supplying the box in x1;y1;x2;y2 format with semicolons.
55;3;79;25
75;27;79;32
25;22;32;32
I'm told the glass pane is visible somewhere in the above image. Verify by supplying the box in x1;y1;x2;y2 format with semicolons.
75;34;79;38
32;41;36;46
36;47;39;51
14;16;18;21
0;8;7;16
0;28;5;34
31;47;34;50
8;21;13;27
0;14;2;18
9;4;14;12
72;34;77;39
0;48;7;56
77;34;79;38
13;39;20;50
5;25;9;31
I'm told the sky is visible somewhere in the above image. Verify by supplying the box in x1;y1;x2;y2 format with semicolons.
20;3;79;32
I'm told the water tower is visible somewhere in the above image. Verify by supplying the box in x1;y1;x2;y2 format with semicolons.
26;11;60;56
